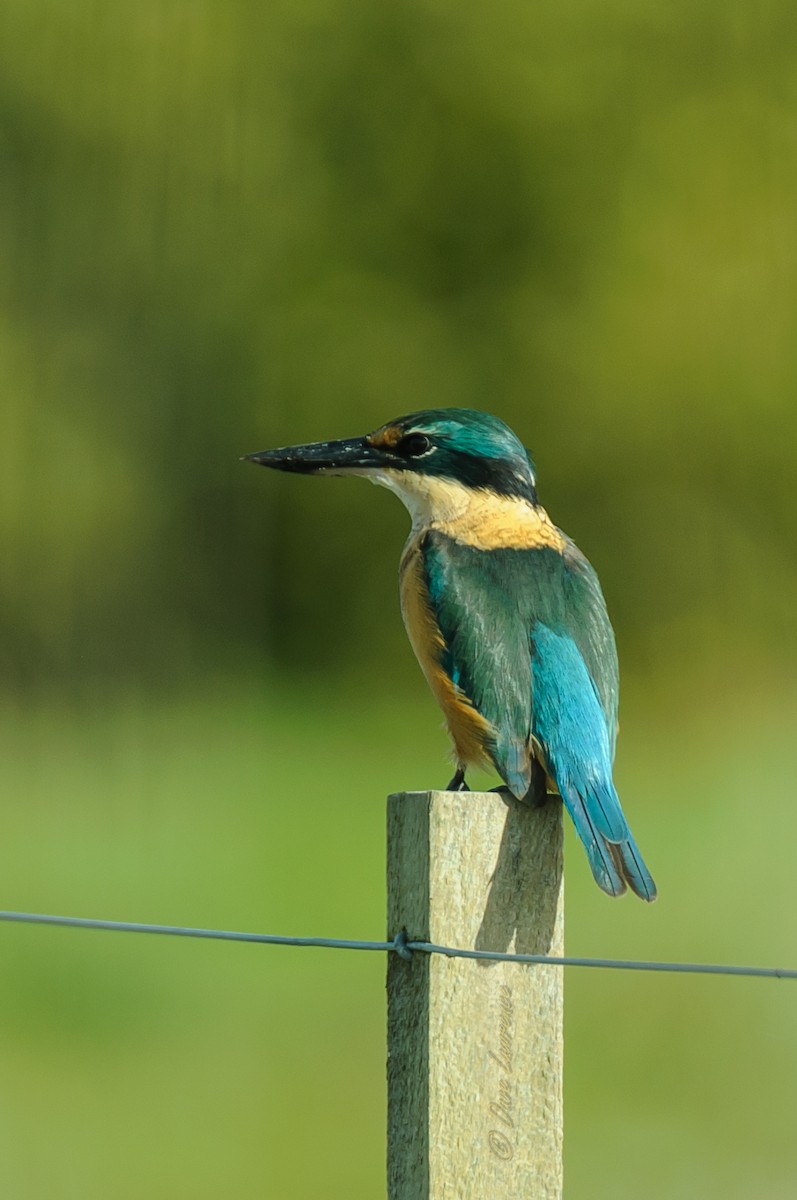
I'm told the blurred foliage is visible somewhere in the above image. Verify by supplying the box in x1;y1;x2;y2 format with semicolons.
2;1;797;1197
2;0;797;690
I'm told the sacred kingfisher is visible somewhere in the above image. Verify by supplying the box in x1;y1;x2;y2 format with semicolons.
244;408;656;901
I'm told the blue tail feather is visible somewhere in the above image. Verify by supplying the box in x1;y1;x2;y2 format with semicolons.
559;776;656;902
611;827;657;903
559;778;627;897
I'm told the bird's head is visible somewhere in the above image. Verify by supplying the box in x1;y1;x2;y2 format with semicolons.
244;409;537;519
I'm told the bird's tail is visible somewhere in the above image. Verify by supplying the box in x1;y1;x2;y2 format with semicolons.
559;777;657;902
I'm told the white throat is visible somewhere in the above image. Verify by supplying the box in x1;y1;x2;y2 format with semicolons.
369;469;472;531
367;466;565;553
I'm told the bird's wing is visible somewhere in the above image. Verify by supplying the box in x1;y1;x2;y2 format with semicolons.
421;532;617;766
527;540;654;900
420;531;534;795
556;540;619;756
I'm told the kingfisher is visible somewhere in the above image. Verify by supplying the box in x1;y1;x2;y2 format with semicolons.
244;409;656;901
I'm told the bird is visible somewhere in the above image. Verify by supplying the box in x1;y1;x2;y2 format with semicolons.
244;408;656;901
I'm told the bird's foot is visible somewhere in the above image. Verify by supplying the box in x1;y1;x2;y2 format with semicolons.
446;766;470;792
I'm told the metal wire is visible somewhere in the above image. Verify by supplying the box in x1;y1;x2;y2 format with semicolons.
0;909;795;979
405;940;797;979
0;910;397;953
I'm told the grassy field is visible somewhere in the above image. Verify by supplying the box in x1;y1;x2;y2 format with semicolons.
2;673;796;1198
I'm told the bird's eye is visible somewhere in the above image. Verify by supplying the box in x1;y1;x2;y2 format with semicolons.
399;433;432;457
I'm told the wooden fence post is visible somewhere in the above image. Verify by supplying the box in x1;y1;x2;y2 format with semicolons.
387;790;564;1200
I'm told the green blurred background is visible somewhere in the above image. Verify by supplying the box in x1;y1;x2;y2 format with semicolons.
2;1;797;1196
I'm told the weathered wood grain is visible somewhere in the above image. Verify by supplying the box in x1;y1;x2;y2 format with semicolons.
387;790;564;1200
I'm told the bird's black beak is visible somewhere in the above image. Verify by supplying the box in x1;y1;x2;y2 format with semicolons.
242;435;389;475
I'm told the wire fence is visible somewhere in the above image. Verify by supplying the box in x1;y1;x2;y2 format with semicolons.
1;909;795;980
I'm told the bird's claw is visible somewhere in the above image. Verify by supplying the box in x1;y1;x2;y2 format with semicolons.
446;766;470;791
